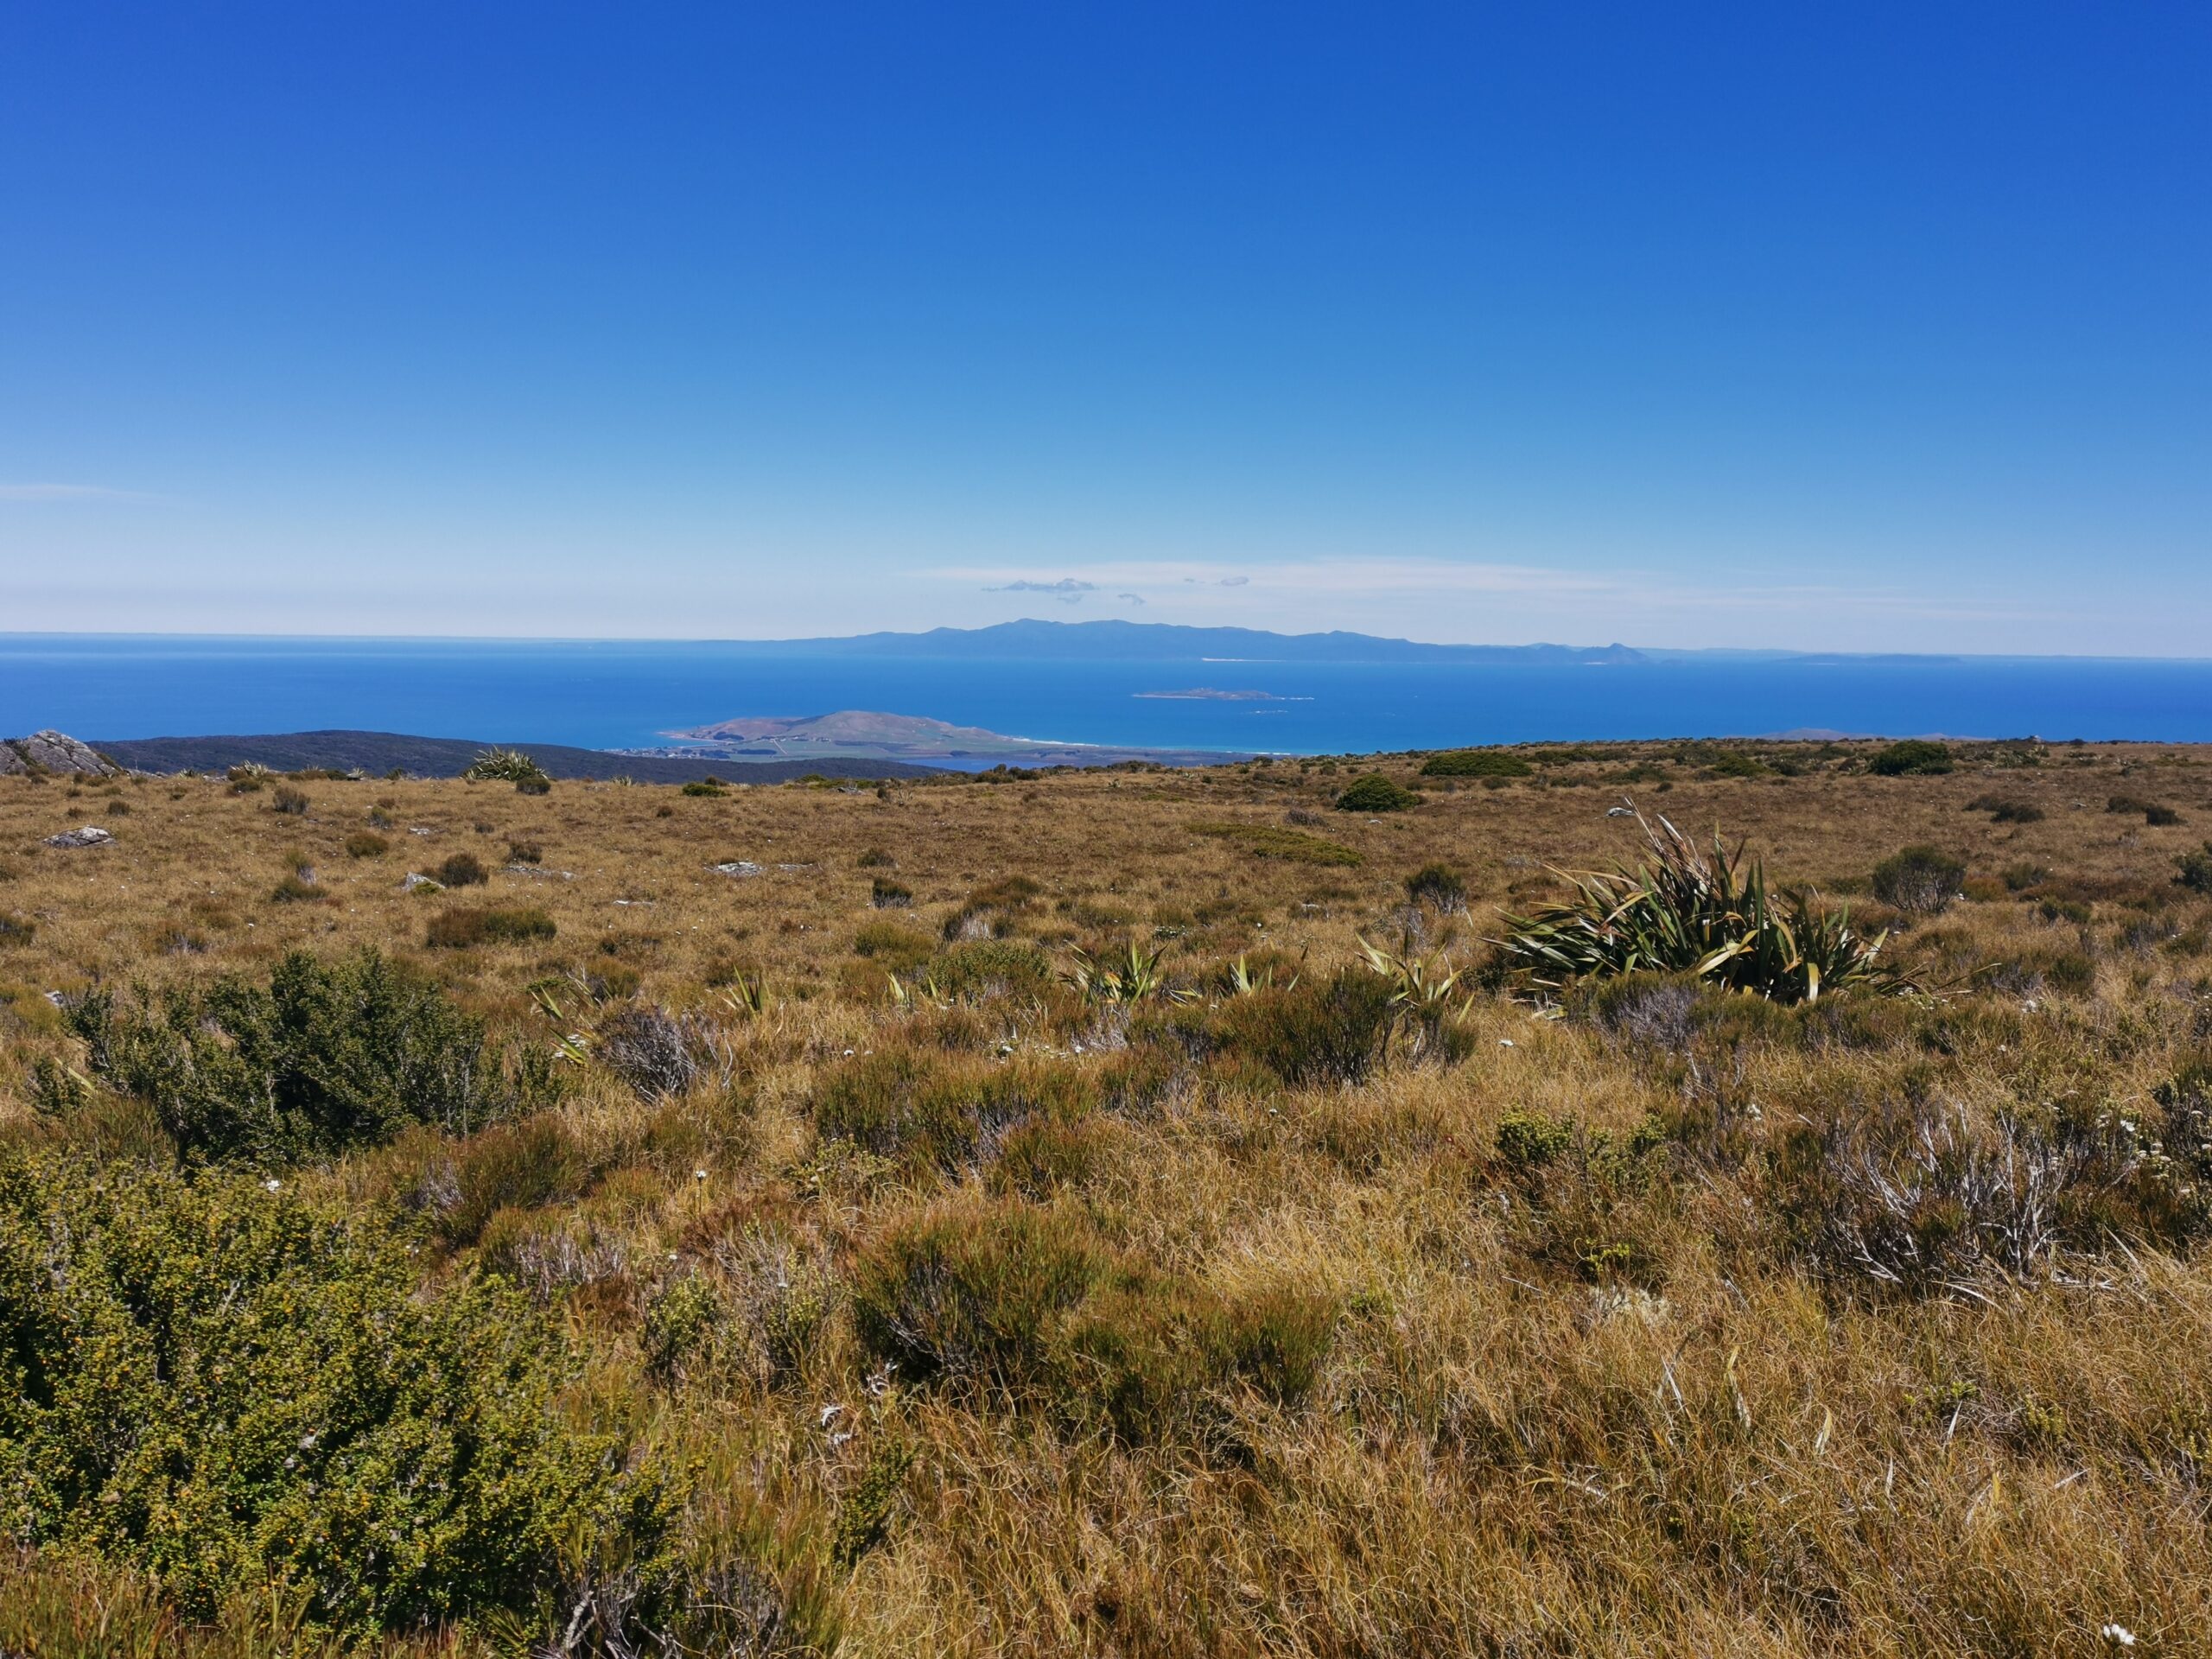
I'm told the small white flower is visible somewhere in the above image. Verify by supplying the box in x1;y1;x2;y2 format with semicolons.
694;1167;709;1181
264;1178;282;1192
1498;1039;1516;1048
2101;1626;2136;1648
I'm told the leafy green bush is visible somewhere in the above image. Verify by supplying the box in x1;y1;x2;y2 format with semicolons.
1420;750;1532;779
1334;773;1419;812
41;950;557;1165
1871;845;1967;913
1866;740;1954;776
1501;813;1901;1004
1190;821;1362;866
425;904;556;949
0;1148;678;1636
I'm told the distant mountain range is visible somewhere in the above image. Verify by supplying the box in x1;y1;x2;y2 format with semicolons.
730;619;1644;664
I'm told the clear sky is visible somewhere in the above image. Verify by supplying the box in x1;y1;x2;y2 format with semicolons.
3;4;2206;653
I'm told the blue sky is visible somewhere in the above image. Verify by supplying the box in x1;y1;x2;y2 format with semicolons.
3;4;2206;652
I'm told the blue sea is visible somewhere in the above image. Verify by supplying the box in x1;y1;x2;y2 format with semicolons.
6;634;2212;760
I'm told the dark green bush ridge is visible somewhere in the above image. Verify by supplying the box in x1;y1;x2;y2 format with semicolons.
1419;750;1532;779
0;1148;679;1635
41;950;557;1166
1334;773;1420;812
1866;740;1955;776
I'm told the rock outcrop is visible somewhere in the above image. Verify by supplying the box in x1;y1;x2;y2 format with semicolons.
2;731;127;778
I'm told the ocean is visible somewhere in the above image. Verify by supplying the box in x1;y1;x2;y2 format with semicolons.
7;634;2212;760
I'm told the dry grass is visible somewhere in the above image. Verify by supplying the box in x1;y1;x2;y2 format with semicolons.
4;740;2212;1654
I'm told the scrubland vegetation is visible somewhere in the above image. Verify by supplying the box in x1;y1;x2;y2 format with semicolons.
4;735;2212;1655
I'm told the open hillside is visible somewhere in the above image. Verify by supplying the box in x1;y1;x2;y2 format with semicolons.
3;735;2212;1655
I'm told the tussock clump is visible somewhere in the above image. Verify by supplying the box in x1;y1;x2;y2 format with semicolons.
816;1048;1096;1173
870;874;913;908
345;830;389;857
1210;966;1397;1086
435;849;489;887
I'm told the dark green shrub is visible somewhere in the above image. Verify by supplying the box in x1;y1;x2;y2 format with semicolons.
1420;750;1531;779
1496;1107;1578;1173
871;875;914;908
852;1197;1108;1385
345;830;389;858
1866;740;1954;776
2179;843;2212;894
426;905;557;948
1871;845;1967;913
436;850;488;887
681;780;727;798
1334;773;1419;813
0;1149;678;1635
1404;861;1467;912
2107;794;2152;816
2147;804;2183;827
1211;967;1397;1087
48;950;556;1166
1704;749;1769;779
270;785;309;815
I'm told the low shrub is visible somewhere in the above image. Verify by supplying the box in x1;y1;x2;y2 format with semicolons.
1420;750;1531;779
1871;845;1967;914
681;780;728;798
269;871;322;903
345;830;389;858
593;1004;724;1102
1866;740;1954;776
426;905;556;949
0;1149;680;1637
817;1050;1095;1173
270;785;310;815
853;920;933;974
419;1115;593;1247
1211;966;1398;1086
1334;773;1419;812
1404;861;1467;912
436;850;489;887
2147;804;2183;827
1191;821;1362;866
931;939;1053;1002
2179;842;2212;894
38;950;557;1165
508;837;543;864
1969;798;2044;823
871;875;914;908
857;847;896;868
